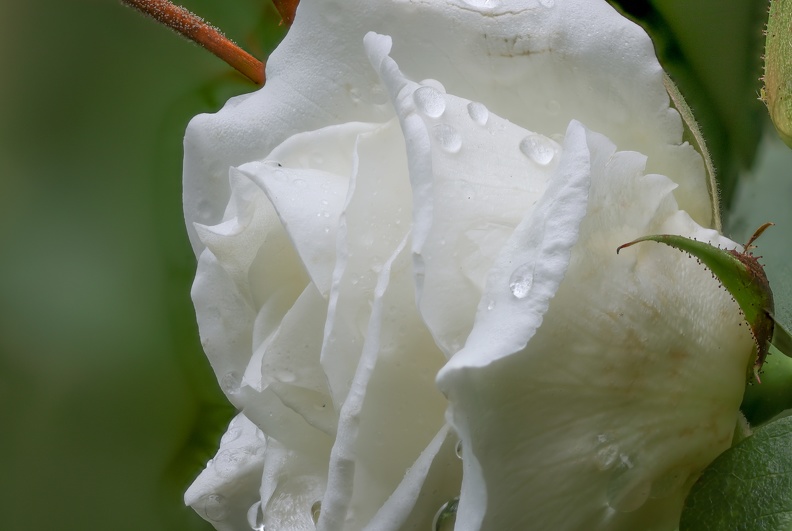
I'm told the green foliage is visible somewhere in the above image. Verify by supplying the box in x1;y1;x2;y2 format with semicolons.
609;0;766;209
680;415;792;530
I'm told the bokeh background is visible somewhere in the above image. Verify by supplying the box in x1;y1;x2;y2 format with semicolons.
0;1;788;530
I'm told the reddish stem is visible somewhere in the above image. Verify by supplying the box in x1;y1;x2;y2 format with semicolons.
121;0;265;85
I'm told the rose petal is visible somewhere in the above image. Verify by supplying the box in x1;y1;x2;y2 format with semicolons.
319;119;412;407
239;122;381;296
185;413;267;531
438;125;754;529
184;0;714;256
366;32;560;356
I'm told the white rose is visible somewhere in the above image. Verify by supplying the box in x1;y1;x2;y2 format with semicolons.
182;1;754;530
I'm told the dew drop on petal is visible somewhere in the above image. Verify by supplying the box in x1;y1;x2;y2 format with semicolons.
486;299;496;311
545;99;560;115
467;101;489;125
461;0;500;8
432;497;459;531
414;86;446;118
419;78;447;93
220;371;241;394
606;454;650;513
433;124;462;153
200;494;227;522
455;439;463;459
276;370;296;383
594;445;620;471
311;500;322;524
214;448;252;477
519;134;556;165
508;262;535;299
220;427;242;445
607;477;651;513
247;501;265;531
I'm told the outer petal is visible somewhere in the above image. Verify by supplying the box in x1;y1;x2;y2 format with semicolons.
184;0;714;257
185;413;267;531
438;125;754;529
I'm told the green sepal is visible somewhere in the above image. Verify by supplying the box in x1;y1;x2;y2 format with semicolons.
617;224;776;378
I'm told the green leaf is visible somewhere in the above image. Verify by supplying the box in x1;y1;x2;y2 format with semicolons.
680;415;792;530
617;228;775;377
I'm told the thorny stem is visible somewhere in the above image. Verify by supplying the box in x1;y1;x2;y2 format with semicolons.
121;0;265;85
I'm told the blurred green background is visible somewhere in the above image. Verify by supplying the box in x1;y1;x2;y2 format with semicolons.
0;1;283;529
0;0;784;530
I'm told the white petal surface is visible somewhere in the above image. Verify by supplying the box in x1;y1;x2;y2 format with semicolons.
184;0;714;255
185;414;267;531
182;1;750;529
438;126;754;529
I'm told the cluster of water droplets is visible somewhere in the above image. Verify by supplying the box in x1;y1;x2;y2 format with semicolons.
412;80;497;158
591;433;690;513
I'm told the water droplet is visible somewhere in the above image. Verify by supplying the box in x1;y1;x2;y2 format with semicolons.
263;160;282;168
247;501;265;531
370;84;389;105
433;497;459;531
594;445;619;471
519;134;556;165
619;454;634;469
293;178;307;188
539;0;554;7
545;99;560;115
199;494;227;522
349;86;362;104
196;199;212;221
414;86;446;118
214;448;252;477
433;124;462;153
311;500;322;524
419;79;447;93
461;0;500;8
220;427;242;445
276;370;296;383
486;299;496;311
455;440;463;459
467;101;489;125
508;262;535;299
220;372;241;394
650;468;688;499
607;475;651;513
